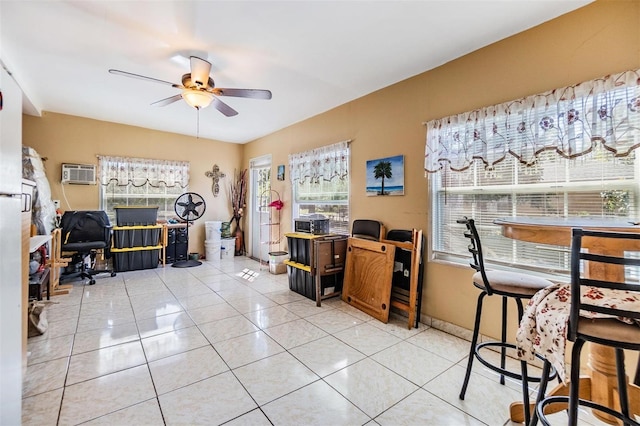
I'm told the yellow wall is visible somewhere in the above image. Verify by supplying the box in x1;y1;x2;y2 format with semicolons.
23;112;243;252
21;1;640;342
243;0;640;340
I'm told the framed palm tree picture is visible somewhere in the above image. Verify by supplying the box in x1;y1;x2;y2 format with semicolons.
366;155;404;196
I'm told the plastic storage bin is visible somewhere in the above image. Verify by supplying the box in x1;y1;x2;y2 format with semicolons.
112;247;161;272
114;206;158;226
287;235;312;265
286;264;344;301
268;251;288;274
284;233;347;304
112;225;162;248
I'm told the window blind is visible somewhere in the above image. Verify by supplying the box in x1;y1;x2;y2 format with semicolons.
432;148;637;276
427;68;640;277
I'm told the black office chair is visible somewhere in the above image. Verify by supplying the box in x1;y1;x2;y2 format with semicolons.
351;219;385;241
536;228;640;426
457;217;556;425
59;211;116;285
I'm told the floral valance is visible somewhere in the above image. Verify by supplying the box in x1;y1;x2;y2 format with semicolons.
289;140;350;184
98;155;189;187
424;68;640;173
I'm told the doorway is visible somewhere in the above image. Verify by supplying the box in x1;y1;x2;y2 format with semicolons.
249;155;271;263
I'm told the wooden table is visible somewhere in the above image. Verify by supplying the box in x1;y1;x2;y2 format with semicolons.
494;216;640;424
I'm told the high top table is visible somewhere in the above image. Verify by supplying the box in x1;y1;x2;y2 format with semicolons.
494;216;640;424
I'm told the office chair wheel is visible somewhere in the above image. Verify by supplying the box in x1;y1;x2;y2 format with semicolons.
89;278;96;285
111;272;116;277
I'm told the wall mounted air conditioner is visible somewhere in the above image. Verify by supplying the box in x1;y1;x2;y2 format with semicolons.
61;163;96;185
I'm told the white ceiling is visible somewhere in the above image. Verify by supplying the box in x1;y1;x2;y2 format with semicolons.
1;0;592;144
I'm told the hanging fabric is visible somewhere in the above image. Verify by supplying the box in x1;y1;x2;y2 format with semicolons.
97;155;189;188
288;140;350;184
424;68;640;173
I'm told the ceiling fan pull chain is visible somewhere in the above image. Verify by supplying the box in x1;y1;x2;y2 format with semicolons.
196;106;200;139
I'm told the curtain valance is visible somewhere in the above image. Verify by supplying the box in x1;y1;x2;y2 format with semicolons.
424;68;640;173
98;155;190;187
289;140;350;184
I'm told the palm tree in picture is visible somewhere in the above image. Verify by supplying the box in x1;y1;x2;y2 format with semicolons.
373;160;392;195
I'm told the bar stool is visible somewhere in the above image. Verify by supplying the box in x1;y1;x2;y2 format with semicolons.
536;228;640;426
457;217;555;424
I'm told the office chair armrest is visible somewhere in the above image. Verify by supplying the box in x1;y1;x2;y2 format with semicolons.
103;225;113;242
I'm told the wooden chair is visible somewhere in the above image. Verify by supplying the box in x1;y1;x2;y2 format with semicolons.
536;228;640;426
384;229;424;329
457;217;556;425
351;219;385;241
47;228;72;296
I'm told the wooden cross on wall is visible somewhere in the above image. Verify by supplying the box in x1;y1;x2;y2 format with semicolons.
205;164;226;197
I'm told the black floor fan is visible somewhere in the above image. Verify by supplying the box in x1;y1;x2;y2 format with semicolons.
172;192;206;268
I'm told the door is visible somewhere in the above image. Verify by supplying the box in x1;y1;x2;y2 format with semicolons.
249;155;271;263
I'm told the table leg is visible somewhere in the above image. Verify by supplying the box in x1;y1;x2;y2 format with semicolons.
511;344;636;425
509;377;592;423
315;271;321;307
627;383;640;417
589;344;623;424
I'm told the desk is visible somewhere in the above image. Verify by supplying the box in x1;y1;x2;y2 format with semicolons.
495;217;640;424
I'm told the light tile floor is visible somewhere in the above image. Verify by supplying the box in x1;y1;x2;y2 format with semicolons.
22;257;608;425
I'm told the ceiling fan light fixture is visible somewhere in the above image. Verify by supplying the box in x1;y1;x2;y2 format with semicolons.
182;89;214;109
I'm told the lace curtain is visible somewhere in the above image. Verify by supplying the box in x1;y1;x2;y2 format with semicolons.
424;68;640;173
98;155;190;187
289;140;350;184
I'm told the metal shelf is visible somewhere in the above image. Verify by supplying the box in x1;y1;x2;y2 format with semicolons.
259;189;283;270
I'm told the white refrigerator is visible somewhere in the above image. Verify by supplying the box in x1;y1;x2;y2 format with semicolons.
0;65;25;424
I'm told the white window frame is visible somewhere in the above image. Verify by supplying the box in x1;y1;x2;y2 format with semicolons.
289;142;351;235
98;156;189;223
430;150;639;278
292;178;350;235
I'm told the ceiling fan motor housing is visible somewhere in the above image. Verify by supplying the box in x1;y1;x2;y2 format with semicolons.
181;74;215;90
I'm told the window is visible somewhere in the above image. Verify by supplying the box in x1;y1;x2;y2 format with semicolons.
432;148;637;275
294;177;350;234
426;68;640;276
255;166;271;211
289;141;350;234
98;156;189;223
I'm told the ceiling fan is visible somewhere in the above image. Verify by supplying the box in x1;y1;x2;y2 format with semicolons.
108;56;272;117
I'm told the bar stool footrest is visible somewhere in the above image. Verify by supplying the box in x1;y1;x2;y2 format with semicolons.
475;341;556;383
536;395;640;426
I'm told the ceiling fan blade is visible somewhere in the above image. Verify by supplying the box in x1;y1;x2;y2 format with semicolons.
213;88;272;100
151;94;183;107
211;97;238;117
190;56;212;88
108;69;182;88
